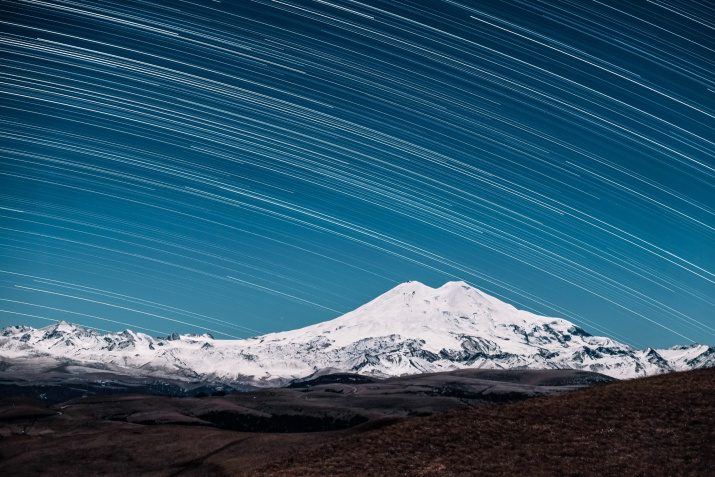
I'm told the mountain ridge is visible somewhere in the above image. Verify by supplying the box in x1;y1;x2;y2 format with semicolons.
1;281;713;385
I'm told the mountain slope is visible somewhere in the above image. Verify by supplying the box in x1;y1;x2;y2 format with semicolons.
1;281;712;385
257;368;715;476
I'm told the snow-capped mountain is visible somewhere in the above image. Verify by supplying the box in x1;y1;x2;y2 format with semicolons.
1;281;712;386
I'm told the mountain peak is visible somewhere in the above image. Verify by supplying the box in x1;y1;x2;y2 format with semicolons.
2;282;711;384
42;320;79;333
439;280;471;289
392;280;432;292
387;280;478;299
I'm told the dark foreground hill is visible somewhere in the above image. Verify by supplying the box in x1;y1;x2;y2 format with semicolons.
259;368;715;476
0;368;712;475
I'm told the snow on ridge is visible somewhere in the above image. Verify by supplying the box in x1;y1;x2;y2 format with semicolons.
0;280;712;385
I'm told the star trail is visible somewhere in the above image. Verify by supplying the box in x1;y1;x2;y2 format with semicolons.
0;0;713;348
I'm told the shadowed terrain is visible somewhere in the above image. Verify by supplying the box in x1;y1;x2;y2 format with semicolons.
2;369;712;475
0;369;609;475
258;368;715;476
0;357;255;403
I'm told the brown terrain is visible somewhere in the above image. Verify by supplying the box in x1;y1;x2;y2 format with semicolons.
262;368;715;477
0;368;712;476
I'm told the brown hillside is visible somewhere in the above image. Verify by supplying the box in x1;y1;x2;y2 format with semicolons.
258;368;715;476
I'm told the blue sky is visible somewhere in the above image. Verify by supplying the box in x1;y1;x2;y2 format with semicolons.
0;0;713;348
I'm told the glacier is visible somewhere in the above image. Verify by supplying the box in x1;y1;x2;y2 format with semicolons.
1;281;712;386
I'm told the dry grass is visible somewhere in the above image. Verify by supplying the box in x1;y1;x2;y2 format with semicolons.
1;369;712;476
256;368;715;476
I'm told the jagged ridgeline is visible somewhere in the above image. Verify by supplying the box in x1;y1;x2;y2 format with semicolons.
1;282;713;386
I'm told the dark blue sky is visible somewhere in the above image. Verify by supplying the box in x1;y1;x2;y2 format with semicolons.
0;0;713;348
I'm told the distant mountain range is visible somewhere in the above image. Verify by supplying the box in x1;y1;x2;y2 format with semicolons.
1;281;713;386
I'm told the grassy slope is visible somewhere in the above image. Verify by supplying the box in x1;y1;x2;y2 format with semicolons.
257;368;715;476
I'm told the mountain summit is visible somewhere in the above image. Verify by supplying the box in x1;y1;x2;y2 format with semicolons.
1;281;712;385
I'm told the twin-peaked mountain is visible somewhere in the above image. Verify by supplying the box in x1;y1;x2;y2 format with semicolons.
1;281;712;386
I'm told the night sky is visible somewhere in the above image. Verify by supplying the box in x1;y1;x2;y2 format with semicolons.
0;0;713;348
